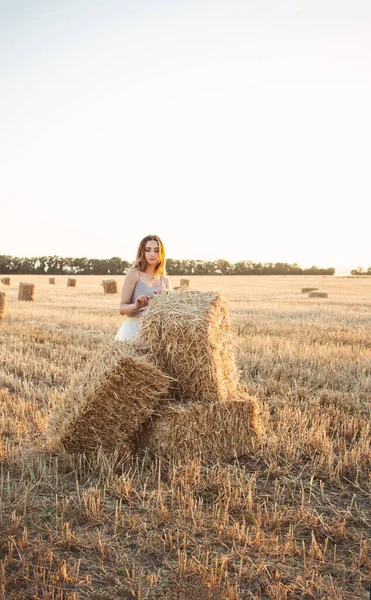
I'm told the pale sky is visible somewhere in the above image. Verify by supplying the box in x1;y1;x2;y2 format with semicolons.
1;1;370;273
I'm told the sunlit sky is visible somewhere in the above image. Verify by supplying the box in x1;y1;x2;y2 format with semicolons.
1;1;370;273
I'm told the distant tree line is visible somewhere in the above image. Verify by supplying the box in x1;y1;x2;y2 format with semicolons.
351;267;371;276
0;255;336;276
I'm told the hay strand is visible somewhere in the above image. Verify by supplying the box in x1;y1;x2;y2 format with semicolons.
67;278;76;287
0;292;6;319
47;342;171;454
102;279;118;294
138;290;238;402
18;282;35;301
145;393;262;462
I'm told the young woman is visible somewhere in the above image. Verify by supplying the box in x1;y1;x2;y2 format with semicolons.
114;235;172;341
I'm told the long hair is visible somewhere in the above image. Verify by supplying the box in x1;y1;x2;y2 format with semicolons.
132;235;166;276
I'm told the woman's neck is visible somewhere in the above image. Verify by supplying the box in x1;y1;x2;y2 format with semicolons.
143;265;157;278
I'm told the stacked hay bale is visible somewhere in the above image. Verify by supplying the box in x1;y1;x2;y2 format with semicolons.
137;290;261;461
139;290;238;402
48;342;171;453
67;278;76;287
148;394;261;461
49;277;56;285
48;289;261;462
309;291;328;298
1;277;10;285
18;283;35;301
0;292;5;319
103;279;118;294
301;287;318;293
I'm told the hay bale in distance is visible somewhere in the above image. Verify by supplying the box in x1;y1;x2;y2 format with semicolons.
145;393;262;462
174;278;191;290
18;282;35;301
138;290;238;402
103;279;118;294
0;292;6;319
301;287;318;293
1;277;10;285
47;342;171;454
67;278;76;287
309;291;328;298
49;277;56;285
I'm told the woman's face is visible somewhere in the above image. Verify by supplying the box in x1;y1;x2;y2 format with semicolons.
144;240;160;265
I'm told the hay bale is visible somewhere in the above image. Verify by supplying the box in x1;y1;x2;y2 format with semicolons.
47;342;171;454
0;292;6;319
138;290;238;402
309;291;328;298
145;393;262;461
301;287;318;293
49;277;56;285
103;279;118;294
67;278;76;287
1;277;10;285
180;278;190;288
18;282;35;301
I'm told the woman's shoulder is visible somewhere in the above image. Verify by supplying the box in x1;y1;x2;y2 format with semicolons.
125;268;140;282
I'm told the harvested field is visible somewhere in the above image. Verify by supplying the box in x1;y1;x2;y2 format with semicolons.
0;274;370;599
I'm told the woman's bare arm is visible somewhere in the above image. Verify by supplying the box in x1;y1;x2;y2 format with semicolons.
119;269;146;316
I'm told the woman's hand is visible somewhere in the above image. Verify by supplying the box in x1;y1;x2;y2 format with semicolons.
134;295;151;310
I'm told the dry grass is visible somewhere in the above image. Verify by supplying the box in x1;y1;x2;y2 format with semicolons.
0;274;370;599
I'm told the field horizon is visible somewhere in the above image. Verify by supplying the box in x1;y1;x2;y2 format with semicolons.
0;275;370;599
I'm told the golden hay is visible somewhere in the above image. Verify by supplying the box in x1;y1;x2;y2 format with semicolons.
18;282;35;301
67;278;76;287
47;342;171;454
144;393;262;462
309;291;328;298
49;277;56;285
0;292;6;319
301;287;318;293
103;279;118;294
138;290;238;402
1;277;10;285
